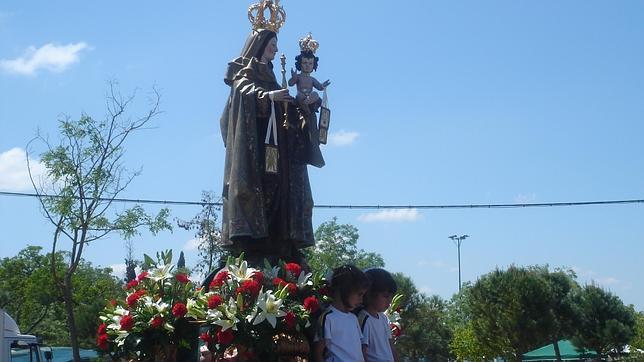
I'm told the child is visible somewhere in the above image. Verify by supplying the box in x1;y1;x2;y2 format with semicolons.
358;268;399;362
315;265;370;362
289;50;330;112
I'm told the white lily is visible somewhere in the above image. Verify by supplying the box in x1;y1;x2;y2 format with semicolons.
262;264;281;280
226;260;258;281
253;290;286;328
296;271;313;288
213;297;240;331
147;264;174;282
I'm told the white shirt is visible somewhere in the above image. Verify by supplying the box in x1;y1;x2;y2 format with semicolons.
358;310;394;362
318;305;365;362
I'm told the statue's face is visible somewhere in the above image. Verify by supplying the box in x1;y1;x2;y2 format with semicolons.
262;37;278;62
301;57;315;73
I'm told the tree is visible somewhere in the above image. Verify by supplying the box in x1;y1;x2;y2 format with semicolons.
571;284;636;358
467;266;578;361
124;239;137;282
448;284;496;361
450;322;497;362
631;310;644;350
396;294;453;361
305;217;384;275
0;246;59;332
26;83;171;362
0;246;123;347
177;251;186;269
177;191;227;274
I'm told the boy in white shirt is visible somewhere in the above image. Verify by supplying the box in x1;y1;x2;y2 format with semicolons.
358;268;399;362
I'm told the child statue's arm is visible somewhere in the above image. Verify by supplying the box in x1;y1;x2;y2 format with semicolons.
288;68;298;87
313;77;331;91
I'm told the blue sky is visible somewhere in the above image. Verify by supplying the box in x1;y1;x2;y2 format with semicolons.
1;1;643;310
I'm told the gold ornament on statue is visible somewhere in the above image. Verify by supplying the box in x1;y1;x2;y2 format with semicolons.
248;0;286;33
299;32;319;54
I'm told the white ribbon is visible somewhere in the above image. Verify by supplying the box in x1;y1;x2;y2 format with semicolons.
264;99;278;146
322;88;329;108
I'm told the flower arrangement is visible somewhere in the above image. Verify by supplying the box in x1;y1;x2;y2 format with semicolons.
385;293;404;342
187;255;329;360
97;251;197;361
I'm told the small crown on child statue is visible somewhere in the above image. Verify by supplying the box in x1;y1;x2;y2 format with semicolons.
299;33;319;54
248;0;286;33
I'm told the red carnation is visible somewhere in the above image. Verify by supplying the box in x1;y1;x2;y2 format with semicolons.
303;296;320;314
172;302;188;318
176;273;190;284
208;294;224;309
236;279;261;297
284;311;296;330
252;271;264;283
284;263;302;279
126;292;142;308
120;315;135;331
96;333;109;350
125;279;139;290
150;316;164;328
97;323;107;335
210;270;230;289
273;277;286;287
286;283;297;295
136;271;149;282
217;328;235;345
200;332;214;344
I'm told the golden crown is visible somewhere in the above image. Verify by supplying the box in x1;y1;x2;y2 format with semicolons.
248;0;286;33
299;33;319;54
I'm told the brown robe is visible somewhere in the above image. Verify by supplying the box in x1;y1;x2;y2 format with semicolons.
219;30;324;260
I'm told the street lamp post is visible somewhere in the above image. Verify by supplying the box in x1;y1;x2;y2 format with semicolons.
448;234;469;292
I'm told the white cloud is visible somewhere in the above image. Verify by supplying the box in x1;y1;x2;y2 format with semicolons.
184;238;203;252
328;130;359;146
0;147;46;191
418;286;433;295
514;193;536;203
109;263;127;277
0;42;89;76
358;208;422;223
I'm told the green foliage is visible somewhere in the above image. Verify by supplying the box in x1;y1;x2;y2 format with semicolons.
0;246;123;347
466;265;579;361
450;322;496;362
305;217;384;275
571;284;636;357
0;246;60;330
632;311;644;350
392;272;422;309
396;294;453;361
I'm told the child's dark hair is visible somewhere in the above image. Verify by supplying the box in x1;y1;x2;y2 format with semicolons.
331;265;370;309
364;268;398;304
295;50;319;71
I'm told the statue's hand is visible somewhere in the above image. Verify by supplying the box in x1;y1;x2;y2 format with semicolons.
269;89;294;102
322;80;331;88
291;68;297;77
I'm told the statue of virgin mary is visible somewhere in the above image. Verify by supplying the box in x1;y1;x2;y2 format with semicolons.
219;28;324;265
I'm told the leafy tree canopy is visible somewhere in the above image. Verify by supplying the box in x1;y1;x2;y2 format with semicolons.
305;217;384;275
